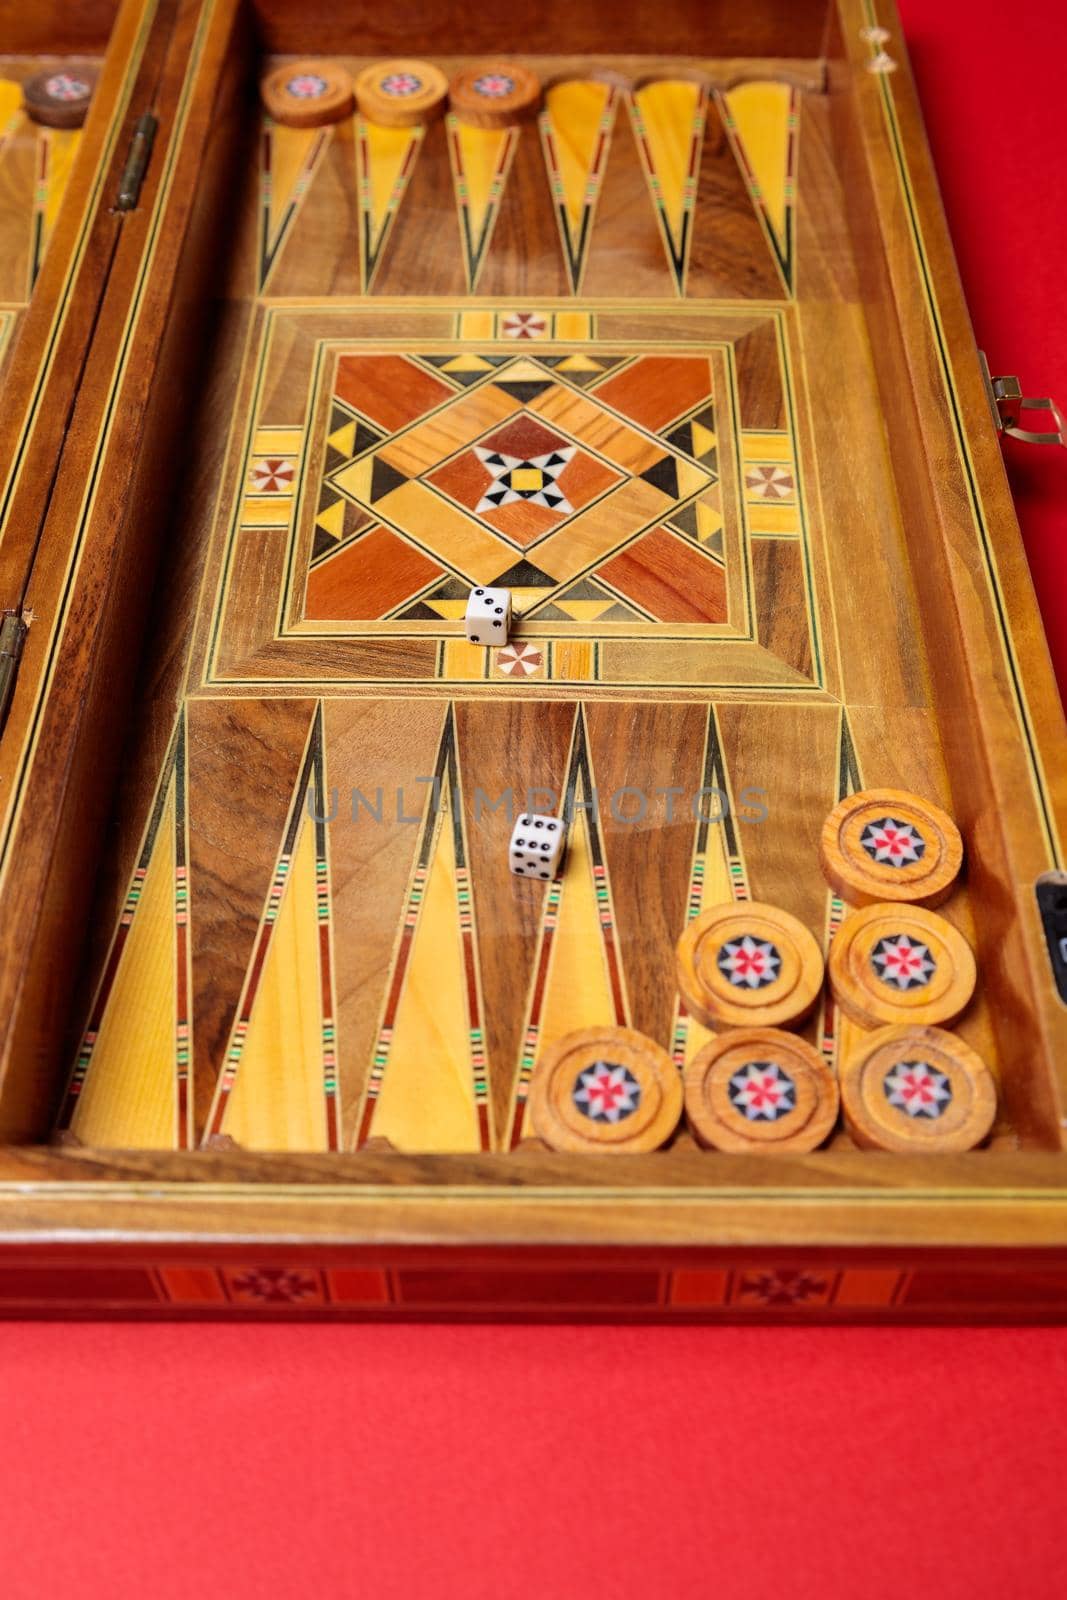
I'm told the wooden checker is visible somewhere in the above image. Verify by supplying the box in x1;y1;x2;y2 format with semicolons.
820;787;963;908
354;60;448;127
841;1025;996;1153
684;1029;839;1153
260;59;354;128
529;1027;683;1153
676;902;825;1031
828;902;977;1029
22;67;98;129
448;62;542;128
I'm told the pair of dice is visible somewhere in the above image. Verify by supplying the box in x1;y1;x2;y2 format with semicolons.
509;812;566;879
465;586;511;645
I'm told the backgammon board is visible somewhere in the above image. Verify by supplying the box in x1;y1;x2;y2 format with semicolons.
0;0;1065;1321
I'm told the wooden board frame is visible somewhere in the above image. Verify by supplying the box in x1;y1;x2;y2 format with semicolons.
0;0;1065;1321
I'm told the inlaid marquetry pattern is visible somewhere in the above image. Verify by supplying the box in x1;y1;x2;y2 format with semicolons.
59;715;193;1149
254;71;799;300
0;73;83;301
306;349;723;631
6;1260;1067;1316
211;303;820;693
64;699;868;1156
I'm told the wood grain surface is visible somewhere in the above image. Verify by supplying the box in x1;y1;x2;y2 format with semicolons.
0;0;1063;1320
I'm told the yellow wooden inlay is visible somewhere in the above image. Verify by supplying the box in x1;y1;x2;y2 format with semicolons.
365;480;510;584
371;800;479;1151
241;497;293;526
551;640;595;680
723;81;792;248
71;783;179;1150
458;310;495;341
520;789;624;1137
267;122;322;247
631;79;704;253
452;121;511;247
544;79;611;230
359;118;421;238
440;639;488;680
742;431;792;462
220;805;329;1151
692;499;723;542
550;312;591;340
254;426;304;455
747;505;800;535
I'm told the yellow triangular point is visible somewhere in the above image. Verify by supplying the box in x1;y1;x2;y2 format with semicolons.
328;419;357;457
441;355;496;374
520;797;622;1137
676;458;714;500
427;599;469;619
691;420;717;459
556;599;617;622
535;801;617;1052
71;781;179;1150
557;354;604;373
723;81;793;252
371;803;479;1151
360;118;419;238
331;457;372;503
502;357;549;383
632;79;705;259
695;501;723;541
453;121;510;244
509;587;551;611
315;499;345;541
221;807;329;1151
544;79;611;230
268;121;321;247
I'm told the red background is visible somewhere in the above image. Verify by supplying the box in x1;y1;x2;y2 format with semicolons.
2;4;1066;1596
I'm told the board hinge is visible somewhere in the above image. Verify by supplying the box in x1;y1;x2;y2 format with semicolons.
0;611;28;740
979;352;1066;446
115;113;158;212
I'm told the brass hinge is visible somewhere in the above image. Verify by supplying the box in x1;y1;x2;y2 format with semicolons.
980;352;1066;446
116;112;158;212
0;611;28;738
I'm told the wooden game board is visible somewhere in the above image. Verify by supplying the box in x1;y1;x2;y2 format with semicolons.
0;0;1065;1321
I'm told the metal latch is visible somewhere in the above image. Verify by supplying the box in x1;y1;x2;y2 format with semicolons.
980;352;1066;446
0;611;28;738
116;113;158;212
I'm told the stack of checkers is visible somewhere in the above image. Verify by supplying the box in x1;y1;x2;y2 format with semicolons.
259;57;542;130
819;786;994;1151
526;786;996;1156
23;68;98;128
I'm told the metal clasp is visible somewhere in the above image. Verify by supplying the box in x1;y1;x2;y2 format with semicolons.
116;113;158;212
980;352;1066;446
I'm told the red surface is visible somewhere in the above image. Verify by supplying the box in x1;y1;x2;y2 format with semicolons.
2;5;1066;1596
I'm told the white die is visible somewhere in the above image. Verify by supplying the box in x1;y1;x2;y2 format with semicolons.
465;586;512;645
509;812;566;880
